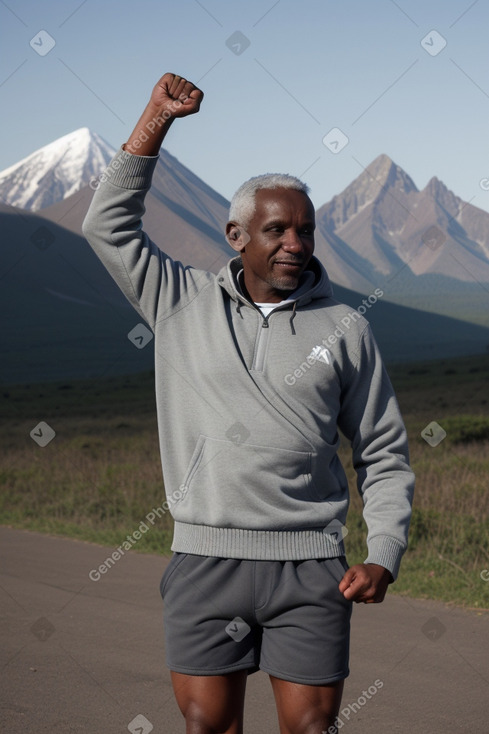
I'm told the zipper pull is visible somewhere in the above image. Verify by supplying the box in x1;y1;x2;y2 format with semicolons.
262;320;269;328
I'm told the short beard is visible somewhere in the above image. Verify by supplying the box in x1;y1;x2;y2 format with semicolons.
266;272;301;293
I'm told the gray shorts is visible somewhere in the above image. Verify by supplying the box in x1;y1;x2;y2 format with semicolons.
160;553;352;685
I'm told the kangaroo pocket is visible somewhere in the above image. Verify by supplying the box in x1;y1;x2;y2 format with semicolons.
172;434;332;530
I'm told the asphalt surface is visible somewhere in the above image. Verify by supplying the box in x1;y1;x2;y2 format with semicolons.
1;526;488;733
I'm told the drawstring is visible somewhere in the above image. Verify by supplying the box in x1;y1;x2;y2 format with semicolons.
289;301;297;335
236;300;243;318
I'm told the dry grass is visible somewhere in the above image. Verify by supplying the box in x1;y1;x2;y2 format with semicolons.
1;354;488;606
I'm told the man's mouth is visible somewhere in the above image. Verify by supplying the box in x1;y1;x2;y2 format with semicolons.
274;260;303;269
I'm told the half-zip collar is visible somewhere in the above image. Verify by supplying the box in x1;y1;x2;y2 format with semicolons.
218;255;334;334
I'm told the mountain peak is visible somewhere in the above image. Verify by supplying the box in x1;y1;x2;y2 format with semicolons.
0;128;116;210
424;175;449;196
424;176;462;218
361;154;418;194
317;153;418;232
366;153;394;178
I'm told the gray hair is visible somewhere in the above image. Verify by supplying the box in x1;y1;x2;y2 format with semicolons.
228;173;310;228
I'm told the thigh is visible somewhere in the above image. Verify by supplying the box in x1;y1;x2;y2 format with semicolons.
270;675;344;734
161;553;260;676
171;670;248;734
259;557;352;685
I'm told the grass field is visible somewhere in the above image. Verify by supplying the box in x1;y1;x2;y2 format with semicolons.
1;353;488;608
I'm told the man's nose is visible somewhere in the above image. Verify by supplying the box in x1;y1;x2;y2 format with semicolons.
281;229;304;252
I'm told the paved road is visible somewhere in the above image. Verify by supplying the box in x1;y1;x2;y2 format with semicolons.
1;527;488;733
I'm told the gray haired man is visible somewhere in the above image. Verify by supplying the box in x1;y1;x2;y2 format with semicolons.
83;72;415;734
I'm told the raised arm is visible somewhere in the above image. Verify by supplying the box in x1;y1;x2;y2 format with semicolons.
82;73;207;328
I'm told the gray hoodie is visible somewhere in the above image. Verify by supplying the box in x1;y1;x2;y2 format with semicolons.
82;147;414;580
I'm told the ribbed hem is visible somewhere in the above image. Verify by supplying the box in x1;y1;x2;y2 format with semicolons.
171;522;345;561
99;146;159;190
364;535;406;581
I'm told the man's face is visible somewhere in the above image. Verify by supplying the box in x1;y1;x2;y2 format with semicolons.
236;188;316;303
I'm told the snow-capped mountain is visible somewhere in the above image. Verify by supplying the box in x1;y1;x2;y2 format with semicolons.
0;128;115;210
1;132;488;383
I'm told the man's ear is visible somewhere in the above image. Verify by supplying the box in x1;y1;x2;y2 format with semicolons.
225;222;250;252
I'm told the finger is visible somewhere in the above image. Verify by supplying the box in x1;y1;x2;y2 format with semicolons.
158;72;175;89
169;75;185;99
181;80;195;98
353;588;377;603
188;87;203;100
181;82;203;108
176;77;194;102
342;570;380;602
338;567;356;593
342;577;369;601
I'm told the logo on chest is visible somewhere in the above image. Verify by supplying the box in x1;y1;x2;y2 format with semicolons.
308;345;331;365
284;344;333;386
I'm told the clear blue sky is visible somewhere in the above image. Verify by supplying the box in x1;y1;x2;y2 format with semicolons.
2;0;489;212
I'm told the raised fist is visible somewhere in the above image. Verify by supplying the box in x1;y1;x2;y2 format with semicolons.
149;73;203;119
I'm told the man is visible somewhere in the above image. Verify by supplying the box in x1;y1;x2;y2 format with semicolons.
83;73;414;734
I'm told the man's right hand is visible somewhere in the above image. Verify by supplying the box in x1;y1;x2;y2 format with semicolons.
124;73;203;156
149;73;203;119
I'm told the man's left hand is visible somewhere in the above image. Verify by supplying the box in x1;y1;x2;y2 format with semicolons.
339;563;392;603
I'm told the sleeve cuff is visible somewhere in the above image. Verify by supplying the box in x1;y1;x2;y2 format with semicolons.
97;146;160;190
364;535;407;581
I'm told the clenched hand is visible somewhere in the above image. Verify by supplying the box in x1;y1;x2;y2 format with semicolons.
339;563;392;603
124;72;204;156
149;72;203;119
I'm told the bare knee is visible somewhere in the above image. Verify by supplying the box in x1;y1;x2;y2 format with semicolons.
270;676;344;734
183;701;239;734
171;671;246;734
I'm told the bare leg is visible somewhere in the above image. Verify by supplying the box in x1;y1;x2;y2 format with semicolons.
170;670;248;734
269;675;345;734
